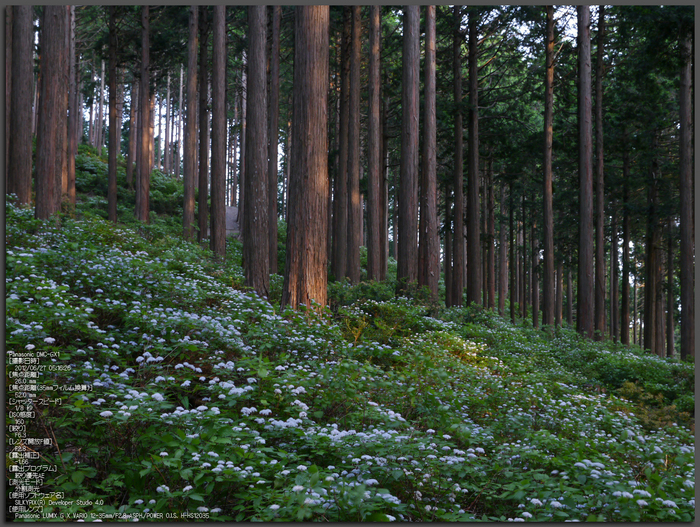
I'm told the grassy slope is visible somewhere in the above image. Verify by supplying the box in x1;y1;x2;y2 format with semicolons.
5;151;695;522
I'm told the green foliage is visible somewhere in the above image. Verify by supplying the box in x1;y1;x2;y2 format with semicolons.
6;197;694;522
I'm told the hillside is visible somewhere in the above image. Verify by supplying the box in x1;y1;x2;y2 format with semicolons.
5;149;695;522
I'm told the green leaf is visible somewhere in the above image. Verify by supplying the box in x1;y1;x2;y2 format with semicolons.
71;471;86;484
188;493;205;502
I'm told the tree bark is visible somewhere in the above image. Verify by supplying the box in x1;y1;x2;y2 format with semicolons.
531;213;539;328
542;5;555;326
346;5;362;284
281;5;329;311
198;8;210;243
486;156;495;310
7;5;33;205
397;5;420;291
268;5;281;273
555;259;563;328
576;6;594;338
452;6;465;306
243;5;269;298
107;7;118;222
367;5;382;282
67;6;77;207
445;184;453;307
594;5;606;340
35;6;68;220
176;64;183;178
331;8;350;281
136;6;151;223
610;200;619;342
183;5;198;239
126;81;138;188
644;139;663;356
210;5;226;258
667;219;674;357
621;135;631;345
509;183;516;322
164;72;170;174
678;27;694;361
418;5;439;298
498;183;507;315
96;59;105;156
467;10;481;306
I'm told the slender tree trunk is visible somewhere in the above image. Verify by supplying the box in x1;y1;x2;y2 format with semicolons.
7;5;33;205
183;5;198;239
555;259;563;328
164;72;170;174
281;5;329;311
445;184;453;306
346;5;362;284
509;183;516;322
621;136;631;345
127;81;138;188
678;28;694;361
331;8;349;281
467;10;481;305
498;183;507;315
135;6;151;223
577;6;594;338
452;6;465;305
380;64;389;280
198;9;210;242
594;5;606;340
57;8;69;211
268;5;281;273
521;196;527;319
210;5;226;258
35;6;67;220
367;5;382;281
231;91;238;205
487;156;495;310
667;219;674;357
66;6;78;207
645;140;664;357
177;64;184;178
238;55;247;222
107;7;118;222
96;59;105;156
610;201;619;342
531;212;539;328
567;261;574;326
542;5;555;326
397;5;420;291
243;5;269;297
418;5;439;298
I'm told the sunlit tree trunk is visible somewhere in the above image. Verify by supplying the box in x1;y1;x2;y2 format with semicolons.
281;5;329;311
347;5;362;285
136;6;151;223
542;5;555;326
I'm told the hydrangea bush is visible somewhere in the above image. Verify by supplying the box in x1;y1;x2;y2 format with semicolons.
5;197;694;522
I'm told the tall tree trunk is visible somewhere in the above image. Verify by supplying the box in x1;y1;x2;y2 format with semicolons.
96;59;105;156
452;6;465;306
135;7;151;223
198;9;210;242
281;5;329;311
7;5;33;205
486;156;495;310
594;5;606;340
467;10;481;305
35;6;67;220
243;5;269;297
610;200;619;342
621;135;631;345
567;260;574;326
268;5;281;273
445;184;453;306
238;55;247;222
644;140;664;356
210;5;226;258
380;64;389;280
397;5;420;291
67;6;78;207
176;64;184;178
542;4;555;326
127;81;138;188
555;259;563;328
678;27;694;361
183;5;198;239
418;5;439;298
107;7;118;222
498;183;507;315
346;5;362;284
509;183;516;322
576;6;594;338
230;91;238;205
667;219;674;357
531;213;539;328
367;5;382;281
57;8;69;211
164;72;170;174
331;7;350;281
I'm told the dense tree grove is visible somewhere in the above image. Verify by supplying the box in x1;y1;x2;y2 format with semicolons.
5;5;694;360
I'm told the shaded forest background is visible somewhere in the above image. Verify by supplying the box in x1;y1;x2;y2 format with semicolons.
4;5;694;361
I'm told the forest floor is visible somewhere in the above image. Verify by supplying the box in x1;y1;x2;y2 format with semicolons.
4;148;695;522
